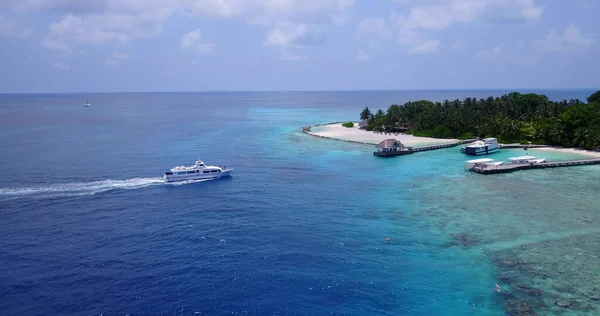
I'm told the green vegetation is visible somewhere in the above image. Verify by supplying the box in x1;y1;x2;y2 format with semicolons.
341;122;354;128
359;90;600;149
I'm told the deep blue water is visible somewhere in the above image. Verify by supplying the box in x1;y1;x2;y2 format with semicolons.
0;89;597;316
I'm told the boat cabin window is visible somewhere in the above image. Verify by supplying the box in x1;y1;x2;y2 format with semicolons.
210;170;217;173
218;169;222;172
177;171;186;175
187;171;196;174
165;171;173;175
203;171;210;174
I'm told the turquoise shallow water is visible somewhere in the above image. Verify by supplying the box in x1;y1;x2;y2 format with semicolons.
1;90;599;315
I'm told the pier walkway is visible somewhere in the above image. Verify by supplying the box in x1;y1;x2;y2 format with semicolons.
471;158;600;174
499;144;550;149
373;139;475;157
413;139;475;152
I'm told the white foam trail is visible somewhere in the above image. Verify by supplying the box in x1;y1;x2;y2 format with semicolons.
0;177;166;199
164;178;214;186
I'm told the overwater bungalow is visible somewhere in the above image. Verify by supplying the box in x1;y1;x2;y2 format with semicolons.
373;139;414;157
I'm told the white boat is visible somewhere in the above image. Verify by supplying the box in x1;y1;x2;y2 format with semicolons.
465;158;503;170
163;160;233;182
84;90;91;107
460;138;500;155
508;154;547;165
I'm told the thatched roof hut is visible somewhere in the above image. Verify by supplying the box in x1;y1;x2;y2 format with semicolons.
376;139;406;149
358;119;368;129
393;122;411;132
374;138;413;156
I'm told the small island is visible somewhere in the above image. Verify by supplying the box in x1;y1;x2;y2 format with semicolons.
305;90;600;157
358;90;600;149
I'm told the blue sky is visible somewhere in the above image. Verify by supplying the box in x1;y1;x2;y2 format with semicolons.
0;0;598;92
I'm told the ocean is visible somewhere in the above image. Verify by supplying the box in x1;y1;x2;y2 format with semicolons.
1;90;599;316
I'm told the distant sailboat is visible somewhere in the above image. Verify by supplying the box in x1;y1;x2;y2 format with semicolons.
84;90;91;107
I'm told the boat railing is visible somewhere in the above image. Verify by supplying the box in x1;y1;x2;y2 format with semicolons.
469;162;503;171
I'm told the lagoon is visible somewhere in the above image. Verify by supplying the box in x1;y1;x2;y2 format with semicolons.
1;90;599;315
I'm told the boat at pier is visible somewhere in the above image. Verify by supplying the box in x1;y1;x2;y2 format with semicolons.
163;160;233;182
460;138;499;155
465;158;503;170
507;154;546;165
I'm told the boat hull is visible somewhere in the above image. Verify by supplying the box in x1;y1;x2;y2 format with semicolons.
463;145;499;156
163;169;233;182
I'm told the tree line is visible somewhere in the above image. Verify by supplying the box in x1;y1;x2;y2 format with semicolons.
359;90;600;150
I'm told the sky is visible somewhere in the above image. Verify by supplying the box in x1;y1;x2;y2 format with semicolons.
0;0;599;93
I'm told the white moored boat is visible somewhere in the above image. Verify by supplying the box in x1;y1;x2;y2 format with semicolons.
465;158;503;170
507;154;546;165
163;160;233;182
460;138;500;155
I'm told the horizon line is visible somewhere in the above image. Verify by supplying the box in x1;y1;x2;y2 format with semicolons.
0;88;598;95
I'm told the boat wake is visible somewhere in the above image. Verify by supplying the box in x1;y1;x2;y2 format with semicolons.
164;178;215;186
0;177;210;200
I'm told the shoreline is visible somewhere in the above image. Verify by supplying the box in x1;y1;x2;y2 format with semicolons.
531;146;600;158
302;122;459;147
302;122;600;158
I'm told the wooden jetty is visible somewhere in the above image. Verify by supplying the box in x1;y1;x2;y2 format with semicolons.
413;140;475;152
499;144;549;149
471;158;600;174
373;138;475;157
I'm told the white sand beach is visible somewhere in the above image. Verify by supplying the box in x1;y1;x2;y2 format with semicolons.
306;122;458;146
533;147;600;158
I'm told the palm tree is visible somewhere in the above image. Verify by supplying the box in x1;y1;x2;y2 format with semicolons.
573;128;589;149
360;107;373;121
592;134;600;149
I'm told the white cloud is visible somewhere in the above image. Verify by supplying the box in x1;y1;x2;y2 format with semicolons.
263;23;323;60
388;0;543;52
38;1;178;52
12;0;179;15
392;0;543;32
32;0;351;59
475;42;537;65
182;0;353;26
181;29;215;53
475;27;595;66
184;0;352;58
264;23;322;47
534;25;596;53
0;15;32;38
409;39;442;54
105;52;129;66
